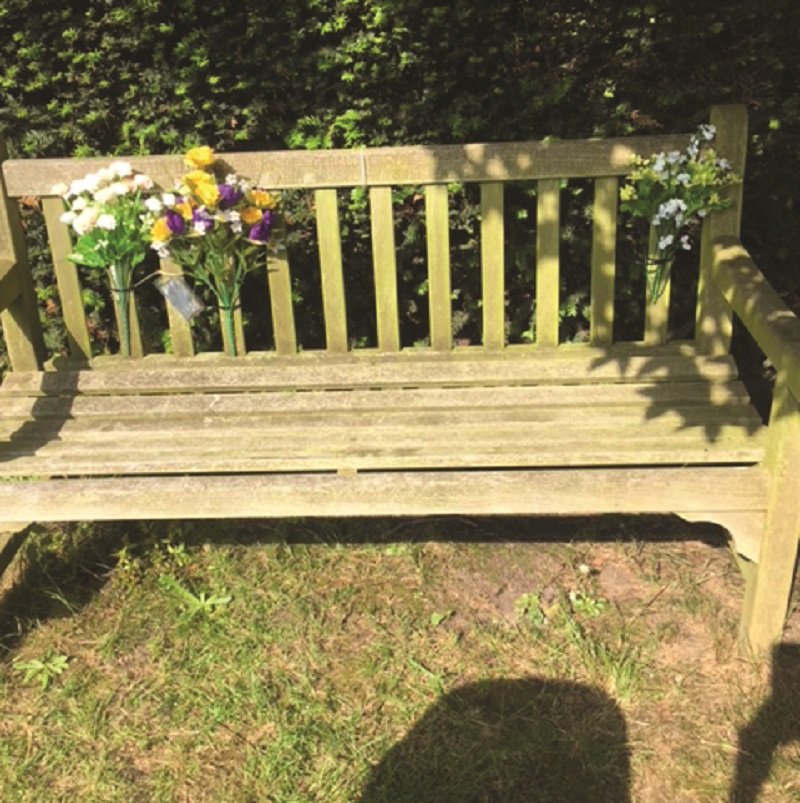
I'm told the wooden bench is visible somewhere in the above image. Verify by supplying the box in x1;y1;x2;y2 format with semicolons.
0;105;798;653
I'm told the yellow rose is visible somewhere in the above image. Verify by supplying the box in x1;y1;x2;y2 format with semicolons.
183;169;215;186
249;189;276;209
193;181;220;207
241;206;263;224
150;217;171;242
185;146;214;169
176;201;194;221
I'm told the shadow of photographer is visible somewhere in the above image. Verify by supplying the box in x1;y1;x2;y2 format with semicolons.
358;676;630;803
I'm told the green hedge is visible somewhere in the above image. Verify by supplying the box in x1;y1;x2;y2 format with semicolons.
1;0;798;359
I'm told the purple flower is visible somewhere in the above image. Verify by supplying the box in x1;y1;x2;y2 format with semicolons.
248;210;273;244
192;208;214;234
165;210;186;236
217;183;243;210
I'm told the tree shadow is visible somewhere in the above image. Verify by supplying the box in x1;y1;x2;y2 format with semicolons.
0;366;80;465
358;677;631;803
730;642;800;802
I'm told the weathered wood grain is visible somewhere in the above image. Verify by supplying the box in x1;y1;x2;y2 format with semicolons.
536;179;561;347
425;184;452;350
0;352;742;396
590;177;618;346
2;135;695;197
370;186;400;352
0;139;46;370
0;466;767;523
480;182;505;350
266;223;297;355
740;376;800;654
41;198;92;361
315;189;348;352
710;237;800;402
696;105;748;354
0;380;755;422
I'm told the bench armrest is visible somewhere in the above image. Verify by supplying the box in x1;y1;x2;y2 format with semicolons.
711;236;800;400
0;257;20;313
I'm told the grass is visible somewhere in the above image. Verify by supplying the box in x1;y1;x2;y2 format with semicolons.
0;516;798;802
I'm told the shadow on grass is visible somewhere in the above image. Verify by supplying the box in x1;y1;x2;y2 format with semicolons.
731;642;800;802
0;513;728;658
358;677;630;803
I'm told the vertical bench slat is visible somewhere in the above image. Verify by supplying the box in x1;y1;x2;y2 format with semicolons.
159;258;195;357
481;182;505;350
696;104;748;355
369;186;400;352
0;140;46;370
111;288;144;358
267;223;297;355
314;188;348;353
535;179;561;347
425;184;452;350
589;177;618;347
644;226;670;345
41;197;92;361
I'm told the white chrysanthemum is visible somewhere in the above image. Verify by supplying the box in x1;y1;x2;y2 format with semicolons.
109;160;133;178
51;182;69;196
71;196;88;212
225;174;238;186
83;173;101;193
680;235;692;251
59;210;76;224
657;234;674;251
145;196;163;213
162;192;176;206
231;221;243;234
93;187;115;204
73;207;100;236
97;167;114;183
69;178;86;196
676;172;691;185
133;173;154;190
96;214;117;231
110;181;129;196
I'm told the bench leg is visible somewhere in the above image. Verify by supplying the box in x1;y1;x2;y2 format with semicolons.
0;522;31;595
739;375;800;655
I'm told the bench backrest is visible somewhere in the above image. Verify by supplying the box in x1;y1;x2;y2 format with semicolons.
0;106;747;371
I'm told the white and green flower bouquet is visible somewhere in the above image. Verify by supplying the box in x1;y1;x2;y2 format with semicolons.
53;162;154;356
620;124;738;303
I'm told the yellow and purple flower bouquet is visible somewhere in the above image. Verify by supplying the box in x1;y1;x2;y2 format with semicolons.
146;146;277;355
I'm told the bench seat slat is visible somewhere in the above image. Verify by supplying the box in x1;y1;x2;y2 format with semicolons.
0;466;768;523
0;438;766;477
0;380;757;419
0;402;761;439
0;404;766;475
0;353;742;396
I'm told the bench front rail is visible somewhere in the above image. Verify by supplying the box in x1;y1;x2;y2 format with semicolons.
0;105;797;653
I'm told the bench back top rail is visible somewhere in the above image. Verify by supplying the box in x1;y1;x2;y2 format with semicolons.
0;105;747;370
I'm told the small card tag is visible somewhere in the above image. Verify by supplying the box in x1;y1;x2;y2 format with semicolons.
156;275;205;321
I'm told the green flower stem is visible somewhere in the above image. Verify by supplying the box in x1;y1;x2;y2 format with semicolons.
108;264;134;357
219;304;238;357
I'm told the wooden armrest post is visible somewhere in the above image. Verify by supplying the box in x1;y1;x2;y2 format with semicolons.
0;137;46;370
695;105;748;355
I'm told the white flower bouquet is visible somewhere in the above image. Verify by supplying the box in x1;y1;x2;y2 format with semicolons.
53;162;154;356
